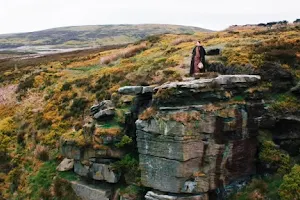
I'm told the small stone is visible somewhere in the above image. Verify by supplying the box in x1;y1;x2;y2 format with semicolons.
56;158;74;172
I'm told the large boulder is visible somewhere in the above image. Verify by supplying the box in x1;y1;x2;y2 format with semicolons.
136;76;262;194
74;161;120;183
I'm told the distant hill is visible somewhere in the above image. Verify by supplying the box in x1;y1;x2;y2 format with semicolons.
0;24;211;50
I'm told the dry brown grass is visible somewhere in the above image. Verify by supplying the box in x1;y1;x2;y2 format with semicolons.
171;37;194;45
100;42;147;65
169;111;201;124
94;127;122;136
139;108;157;120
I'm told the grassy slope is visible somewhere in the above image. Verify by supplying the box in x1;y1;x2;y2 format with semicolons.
0;24;211;49
0;24;299;199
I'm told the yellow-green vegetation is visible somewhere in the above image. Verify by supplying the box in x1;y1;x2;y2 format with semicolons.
231;176;283;200
115;135;133;148
0;24;300;199
270;94;300;114
112;154;140;184
279;164;300;200
259;140;291;174
61;130;87;147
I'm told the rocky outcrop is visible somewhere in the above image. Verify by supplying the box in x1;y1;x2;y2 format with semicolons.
135;75;263;196
60;99;125;185
91;100;115;120
60;74;271;199
74;160;120;183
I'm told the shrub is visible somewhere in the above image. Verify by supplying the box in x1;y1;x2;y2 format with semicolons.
115;135;133;148
69;97;89;116
0;117;17;135
145;35;160;43
34;145;49;161
231;175;283;200
120;185;146;200
0;132;11;161
279;165;300;200
61;82;72;91
112;154;140;184
259;140;291;174
7;167;22;193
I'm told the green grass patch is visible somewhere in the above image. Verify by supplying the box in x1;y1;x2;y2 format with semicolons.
29;161;57;200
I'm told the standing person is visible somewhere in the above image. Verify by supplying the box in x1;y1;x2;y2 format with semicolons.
190;41;206;76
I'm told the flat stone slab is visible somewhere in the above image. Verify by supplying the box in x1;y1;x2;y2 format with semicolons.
145;191;208;200
154;75;261;91
118;86;154;95
71;181;112;200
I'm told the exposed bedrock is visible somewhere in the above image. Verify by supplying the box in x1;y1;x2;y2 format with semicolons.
135;75;263;195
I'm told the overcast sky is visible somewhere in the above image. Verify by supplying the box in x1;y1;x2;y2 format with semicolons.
0;0;299;34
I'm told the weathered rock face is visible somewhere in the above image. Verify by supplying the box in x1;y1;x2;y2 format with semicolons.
60;99;126;185
136;75;263;195
272;116;300;156
74;161;120;183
